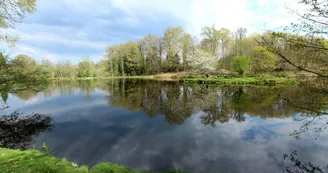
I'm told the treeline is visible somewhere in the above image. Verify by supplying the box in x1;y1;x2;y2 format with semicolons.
105;25;325;77
0;54;110;79
4;25;327;79
104;26;278;76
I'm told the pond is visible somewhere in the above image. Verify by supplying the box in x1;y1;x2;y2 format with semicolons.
1;79;328;173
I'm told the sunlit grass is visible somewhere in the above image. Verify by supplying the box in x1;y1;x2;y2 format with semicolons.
0;148;189;173
180;77;297;85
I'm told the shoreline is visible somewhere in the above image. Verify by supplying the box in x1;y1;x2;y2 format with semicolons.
180;77;297;85
48;74;301;86
0;148;187;173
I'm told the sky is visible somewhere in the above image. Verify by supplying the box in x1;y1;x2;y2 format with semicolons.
1;0;302;63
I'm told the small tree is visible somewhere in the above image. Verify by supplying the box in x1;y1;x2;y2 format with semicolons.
189;48;217;74
233;56;250;76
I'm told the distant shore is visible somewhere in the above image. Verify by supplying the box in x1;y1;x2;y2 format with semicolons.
180;77;297;85
49;72;299;86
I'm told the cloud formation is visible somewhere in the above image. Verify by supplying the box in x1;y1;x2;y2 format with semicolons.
1;0;299;62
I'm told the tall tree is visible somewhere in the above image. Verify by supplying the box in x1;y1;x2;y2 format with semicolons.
181;33;195;71
218;28;232;57
163;26;184;72
105;45;121;77
200;25;221;56
40;59;54;78
140;34;161;74
122;41;141;76
234;28;248;56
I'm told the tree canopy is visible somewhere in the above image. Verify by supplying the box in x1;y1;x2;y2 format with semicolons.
0;0;37;46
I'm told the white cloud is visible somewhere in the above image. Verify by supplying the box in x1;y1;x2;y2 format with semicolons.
258;0;268;6
187;0;257;35
107;0;300;36
14;44;57;62
11;30;107;50
117;16;141;28
1;0;307;62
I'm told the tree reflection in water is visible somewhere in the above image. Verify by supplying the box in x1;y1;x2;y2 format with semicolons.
44;79;328;134
283;151;327;173
5;79;327;172
105;79;328;127
0;111;53;149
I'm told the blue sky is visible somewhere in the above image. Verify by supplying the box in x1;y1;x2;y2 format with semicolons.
1;0;300;63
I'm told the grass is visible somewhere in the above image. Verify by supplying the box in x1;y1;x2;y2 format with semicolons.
51;76;157;80
0;148;188;173
50;72;198;81
50;76;172;81
180;77;297;85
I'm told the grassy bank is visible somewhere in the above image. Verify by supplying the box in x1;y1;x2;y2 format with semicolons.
180;77;297;85
51;76;157;80
0;148;187;173
50;72;197;81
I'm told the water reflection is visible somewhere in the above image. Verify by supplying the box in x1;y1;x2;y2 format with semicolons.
2;79;328;173
106;80;328;126
0;111;53;149
17;79;328;135
283;151;325;173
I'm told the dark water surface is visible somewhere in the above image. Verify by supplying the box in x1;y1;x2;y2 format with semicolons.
2;79;328;173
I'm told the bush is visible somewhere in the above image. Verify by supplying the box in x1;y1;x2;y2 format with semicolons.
233;56;251;76
250;46;278;73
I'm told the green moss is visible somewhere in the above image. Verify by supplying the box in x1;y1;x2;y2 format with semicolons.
0;148;189;173
180;77;297;85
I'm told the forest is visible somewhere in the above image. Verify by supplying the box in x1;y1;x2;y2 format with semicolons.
2;26;327;80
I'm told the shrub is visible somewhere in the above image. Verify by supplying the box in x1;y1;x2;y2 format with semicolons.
233;56;251;76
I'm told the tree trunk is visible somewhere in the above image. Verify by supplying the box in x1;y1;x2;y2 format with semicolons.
121;57;124;77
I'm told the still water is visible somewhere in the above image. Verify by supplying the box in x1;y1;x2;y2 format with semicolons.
1;79;328;173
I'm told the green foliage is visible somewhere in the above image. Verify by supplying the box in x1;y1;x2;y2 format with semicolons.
260;0;328;78
41;143;49;154
0;148;189;173
90;163;133;173
11;54;37;69
123;42;142;76
0;0;37;46
0;53;49;93
200;26;232;57
181;33;195;70
232;88;249;107
105;42;143;76
161;26;185;72
140;34;161;74
0;53;7;67
163;53;181;72
233;56;251;76
77;59;96;78
181;77;296;85
54;61;76;78
250;46;278;73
